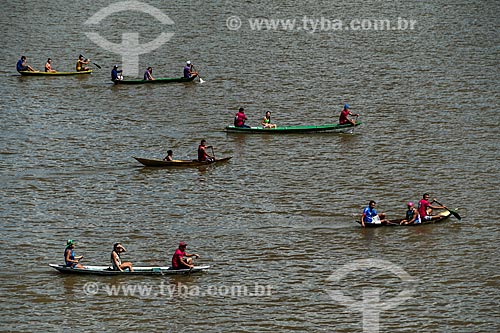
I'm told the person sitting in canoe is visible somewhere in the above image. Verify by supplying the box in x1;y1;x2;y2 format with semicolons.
261;111;277;129
144;67;154;80
198;139;215;162
183;60;198;78
111;65;123;82
234;107;250;128
44;58;56;72
418;193;446;221
64;239;84;268
171;242;199;270
163;149;173;161
111;242;134;272
76;55;91;71
361;200;389;227
400;202;421;225
16;55;35;72
339;104;359;126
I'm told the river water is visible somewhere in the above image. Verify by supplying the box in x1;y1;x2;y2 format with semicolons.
0;0;498;332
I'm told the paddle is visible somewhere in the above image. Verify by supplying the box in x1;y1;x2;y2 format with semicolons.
193;65;204;83
210;146;216;161
81;54;101;69
433;200;462;220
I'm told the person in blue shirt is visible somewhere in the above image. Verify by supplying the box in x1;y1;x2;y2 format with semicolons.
183;60;198;78
361;200;388;227
111;65;123;82
64;240;84;268
144;66;154;80
16;56;35;72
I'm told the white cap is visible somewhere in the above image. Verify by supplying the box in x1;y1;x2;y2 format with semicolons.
186;60;191;65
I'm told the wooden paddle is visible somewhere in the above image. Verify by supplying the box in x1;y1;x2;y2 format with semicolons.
433;200;461;220
193;65;204;83
81;54;101;69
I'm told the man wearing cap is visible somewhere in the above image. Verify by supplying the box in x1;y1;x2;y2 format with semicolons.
183;60;198;78
400;202;421;225
64;240;84;268
111;65;123;82
339;104;359;126
171;242;200;270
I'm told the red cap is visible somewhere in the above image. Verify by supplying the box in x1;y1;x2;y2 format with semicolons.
179;242;187;247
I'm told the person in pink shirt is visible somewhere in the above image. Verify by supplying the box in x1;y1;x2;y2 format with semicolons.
171;242;200;270
234;107;250;128
418;193;446;221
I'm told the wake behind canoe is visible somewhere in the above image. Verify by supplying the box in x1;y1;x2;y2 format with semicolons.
134;156;232;167
115;75;197;85
225;122;361;134
49;264;210;275
18;70;93;76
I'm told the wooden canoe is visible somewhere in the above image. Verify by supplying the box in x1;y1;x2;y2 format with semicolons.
134;156;232;167
115;75;197;84
225;122;361;133
356;210;452;228
49;264;209;275
18;70;93;76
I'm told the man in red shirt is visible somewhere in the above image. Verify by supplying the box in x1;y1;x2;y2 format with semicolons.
171;242;200;270
418;193;446;221
338;104;359;126
234;107;250;128
198;139;215;162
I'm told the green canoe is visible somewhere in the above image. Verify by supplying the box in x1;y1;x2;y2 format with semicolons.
225;122;361;134
18;70;93;76
115;75;197;85
134;156;232;167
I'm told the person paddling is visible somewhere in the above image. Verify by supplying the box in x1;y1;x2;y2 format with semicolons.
111;65;123;82
418;193;446;221
339;104;359;126
183;60;198;78
171;242;199;270
64;240;84;268
198;139;215;162
144;67;154;80
76;55;90;71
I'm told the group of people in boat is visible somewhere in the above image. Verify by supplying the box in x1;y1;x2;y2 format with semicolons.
360;193;447;227
64;240;200;271
110;60;199;82
162;139;216;162
16;55;92;73
231;104;360;129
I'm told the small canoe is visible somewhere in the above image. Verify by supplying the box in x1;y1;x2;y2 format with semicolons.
356;210;452;228
18;70;93;76
225;122;361;134
49;264;210;275
134;156;232;167
115;75;197;85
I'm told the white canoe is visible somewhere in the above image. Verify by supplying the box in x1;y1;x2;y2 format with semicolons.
49;264;210;275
